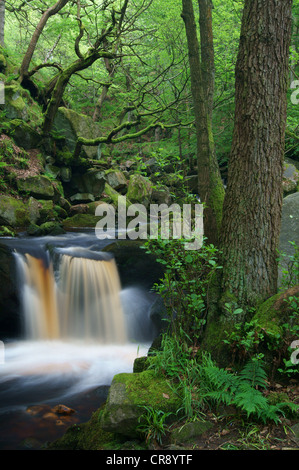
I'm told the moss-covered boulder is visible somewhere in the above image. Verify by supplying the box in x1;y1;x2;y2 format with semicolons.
252;285;299;337
47;408;118;450
0;195;30;228
17;175;54;200
62;213;101;229
126;174;153;209
53;107;101;159
70;168;106;199
6;119;41;150
100;370;181;438
105;170;128;193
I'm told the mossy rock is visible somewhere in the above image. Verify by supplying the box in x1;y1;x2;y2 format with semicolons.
0;195;30;228
17;175;54;200
100;370;181;438
126;174;153;209
170;420;213;445
252;285;299;336
62;213;101;229
53;107;101;159
7;119;41;150
47;408;119;450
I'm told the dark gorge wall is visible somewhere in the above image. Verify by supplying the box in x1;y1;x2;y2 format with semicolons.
0;243;21;339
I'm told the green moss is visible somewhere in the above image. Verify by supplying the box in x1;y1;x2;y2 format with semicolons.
62;213;101;228
252;293;284;336
47;408;121;450
113;370;180;412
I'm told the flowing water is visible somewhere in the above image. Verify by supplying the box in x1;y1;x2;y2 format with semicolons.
0;232;157;449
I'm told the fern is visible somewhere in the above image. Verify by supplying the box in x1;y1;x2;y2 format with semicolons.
197;354;295;423
238;358;268;389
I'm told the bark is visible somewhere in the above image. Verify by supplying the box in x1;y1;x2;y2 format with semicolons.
19;0;69;81
181;0;224;245
42;51;115;135
198;0;214;120
0;0;5;47
220;0;293;306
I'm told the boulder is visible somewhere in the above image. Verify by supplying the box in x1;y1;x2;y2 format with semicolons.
279;192;299;284
100;370;181;438
62;213;101;229
3;83;29;121
126;174;153;208
70;169;106;199
53;107;101;159
105;170;128;192
70;193;95;204
0;243;20;337
151;185;172;205
0;195;30;228
283;161;299;195
17;175;54;200
6;119;41;150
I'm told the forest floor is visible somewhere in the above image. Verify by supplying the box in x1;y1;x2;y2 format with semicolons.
119;379;299;452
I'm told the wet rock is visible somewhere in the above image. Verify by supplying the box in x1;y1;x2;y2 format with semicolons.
52;404;75;416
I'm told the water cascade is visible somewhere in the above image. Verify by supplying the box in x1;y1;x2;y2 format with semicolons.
16;249;127;343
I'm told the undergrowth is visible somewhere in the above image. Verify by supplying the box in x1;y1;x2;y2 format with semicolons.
147;334;298;427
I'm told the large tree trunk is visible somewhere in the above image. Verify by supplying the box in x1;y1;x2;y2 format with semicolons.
182;0;224;245
220;0;293;307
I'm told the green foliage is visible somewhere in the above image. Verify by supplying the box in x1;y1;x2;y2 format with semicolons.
143;237;222;341
137;406;173;446
148;336;298;424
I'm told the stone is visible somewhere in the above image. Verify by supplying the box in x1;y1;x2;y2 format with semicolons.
0;195;30;228
279;192;299;285
0;243;20;336
28;197;40;225
290;423;299;445
5;119;40;150
283;162;299;195
126;174;153;208
62;213;101;229
151;185;172;205
100;370;181;438
70;169;106;198
106;170;128;192
17;175;54;200
60;167;72;182
45;164;60;179
53;107;101;159
70;193;95;204
170;421;213;445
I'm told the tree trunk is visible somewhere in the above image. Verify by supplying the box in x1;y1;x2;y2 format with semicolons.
198;0;214;120
0;0;5;47
220;0;293;307
19;0;69;81
181;0;224;245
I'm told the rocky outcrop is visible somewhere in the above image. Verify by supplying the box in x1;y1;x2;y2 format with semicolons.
126;174;153;208
0;195;30;228
100;370;181;438
17;175;55;200
53;107;101;159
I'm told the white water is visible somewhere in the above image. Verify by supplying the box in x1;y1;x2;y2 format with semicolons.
0;243;154;414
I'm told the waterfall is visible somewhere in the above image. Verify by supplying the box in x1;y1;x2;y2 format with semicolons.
15;249;127;344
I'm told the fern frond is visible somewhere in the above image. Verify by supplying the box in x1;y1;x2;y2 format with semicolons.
239;358;268;388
